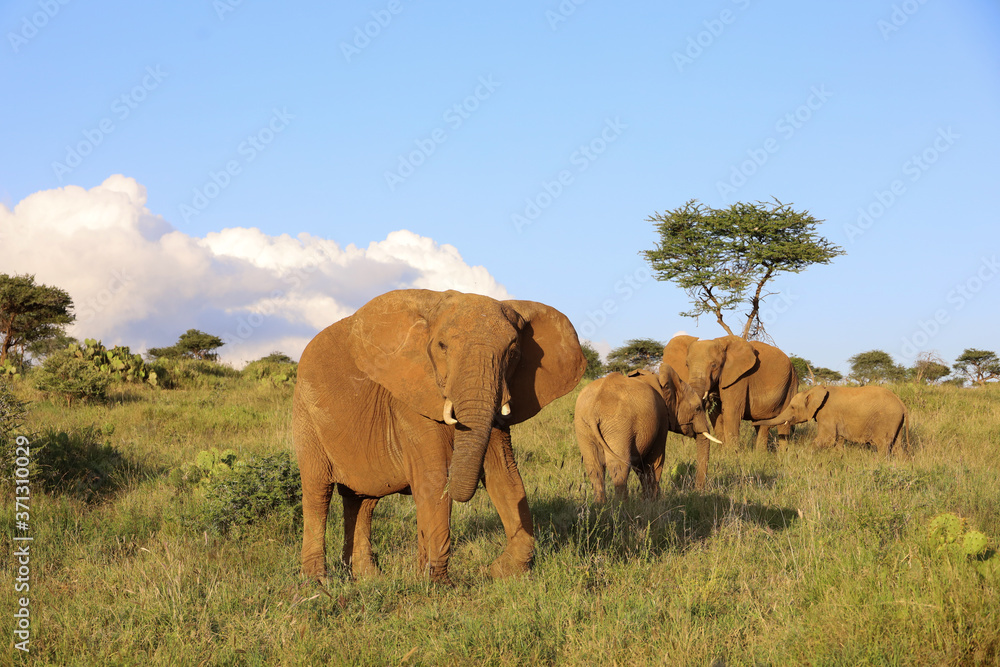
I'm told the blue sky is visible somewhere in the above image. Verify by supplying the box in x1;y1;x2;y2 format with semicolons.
2;0;998;374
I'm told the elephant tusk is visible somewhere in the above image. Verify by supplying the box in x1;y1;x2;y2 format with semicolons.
702;391;709;402
500;402;511;416
702;432;722;445
443;399;458;425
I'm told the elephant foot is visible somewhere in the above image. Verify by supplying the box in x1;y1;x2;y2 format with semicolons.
346;555;381;580
427;563;454;587
488;539;533;579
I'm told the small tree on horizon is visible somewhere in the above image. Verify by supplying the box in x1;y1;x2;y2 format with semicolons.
148;329;225;361
789;355;843;385
580;341;605;380
909;351;951;385
605;338;664;375
643;199;844;340
848;350;905;385
952;349;1000;387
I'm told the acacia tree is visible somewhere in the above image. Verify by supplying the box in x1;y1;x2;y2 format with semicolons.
0;274;75;366
605;338;664;375
148;329;224;361
848;350;905;385
789;355;843;385
643;199;844;340
910;351;950;384
952;349;1000;387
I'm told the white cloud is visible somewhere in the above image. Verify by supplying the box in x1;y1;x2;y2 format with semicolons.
0;175;511;366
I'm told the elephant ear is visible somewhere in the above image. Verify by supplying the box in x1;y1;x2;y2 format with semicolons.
663;335;697;383
720;336;758;389
804;386;830;420
348;289;449;421
503;300;586;425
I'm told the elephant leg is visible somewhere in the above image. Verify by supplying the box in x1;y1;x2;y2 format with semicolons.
575;421;607;503
340;488;380;579
753;424;770;452
411;471;453;584
300;475;334;580
638;435;666;500
694;434;710;491
482;427;535;578
814;422;836;449
776;422;793;447
607;458;631;500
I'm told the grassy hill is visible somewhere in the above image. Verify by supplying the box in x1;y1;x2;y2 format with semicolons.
2;376;998;665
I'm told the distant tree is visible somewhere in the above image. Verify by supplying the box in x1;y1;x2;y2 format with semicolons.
643;199;844;340
952;349;1000;387
148;329;224;361
605;338;664;375
790;355;842;385
848;350;905;385
257;351;295;364
27;331;78;361
0;274;75;366
580;341;605;380
909;351;951;385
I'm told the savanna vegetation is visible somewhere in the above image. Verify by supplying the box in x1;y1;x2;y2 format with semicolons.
2;364;998;665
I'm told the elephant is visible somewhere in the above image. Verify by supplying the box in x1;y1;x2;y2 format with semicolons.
293;289;586;585
663;335;799;451
574;365;721;501
753;385;909;454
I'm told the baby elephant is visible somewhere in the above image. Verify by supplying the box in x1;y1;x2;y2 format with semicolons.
753;385;909;454
574;365;720;501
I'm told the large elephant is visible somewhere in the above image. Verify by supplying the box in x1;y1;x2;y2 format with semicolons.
293;289;586;584
663;335;799;450
753;385;909;454
574;365;720;500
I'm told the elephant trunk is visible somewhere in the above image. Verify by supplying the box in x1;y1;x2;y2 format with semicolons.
448;399;496;503
753;410;790;428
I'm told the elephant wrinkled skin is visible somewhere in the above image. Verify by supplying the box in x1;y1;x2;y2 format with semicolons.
293;289;586;584
753;385;909;454
574;365;720;501
663;335;799;451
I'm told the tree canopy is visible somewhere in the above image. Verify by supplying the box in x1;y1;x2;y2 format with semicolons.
579;341;605;380
848;350;905;385
952;349;1000;387
0;274;75;366
909;351;951;385
789;355;843;384
148;329;225;361
643;199;844;340
605;338;664;375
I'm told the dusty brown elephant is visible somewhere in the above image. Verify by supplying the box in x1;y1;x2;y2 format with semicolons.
753;385;909;454
663;335;799;450
574;366;720;501
293;289;586;584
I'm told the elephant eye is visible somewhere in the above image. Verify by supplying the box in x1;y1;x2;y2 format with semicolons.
437;341;447;351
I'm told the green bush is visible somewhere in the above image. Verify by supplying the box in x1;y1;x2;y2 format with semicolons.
241;358;298;385
927;512;992;559
173;448;301;534
33;350;112;404
68;339;154;385
7;426;139;502
148;357;240;390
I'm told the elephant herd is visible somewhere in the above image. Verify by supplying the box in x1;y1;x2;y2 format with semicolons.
292;290;909;585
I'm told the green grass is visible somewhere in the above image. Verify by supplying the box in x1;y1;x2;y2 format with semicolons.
3;378;999;665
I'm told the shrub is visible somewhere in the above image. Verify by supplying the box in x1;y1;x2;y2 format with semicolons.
147;357;240;390
241;358;298;386
33;350;112;405
927;512;991;559
174;449;302;534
